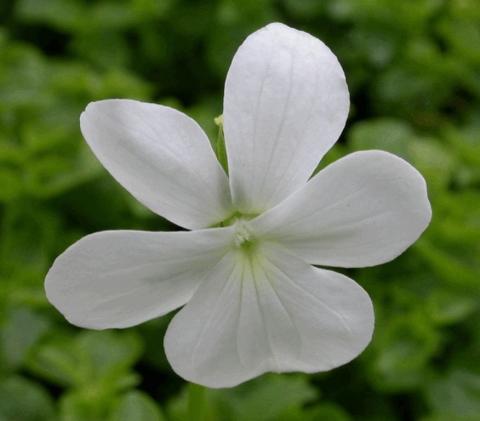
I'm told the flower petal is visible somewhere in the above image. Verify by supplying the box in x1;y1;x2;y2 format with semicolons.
45;228;234;329
164;245;373;388
223;23;349;213
80;99;232;229
251;150;432;267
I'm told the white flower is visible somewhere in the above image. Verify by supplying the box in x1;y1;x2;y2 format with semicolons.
45;23;431;388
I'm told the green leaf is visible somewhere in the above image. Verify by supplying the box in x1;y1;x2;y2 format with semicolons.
0;307;50;372
0;204;60;309
0;168;22;203
26;330;142;389
0;376;55;421
227;374;317;421
167;375;316;421
426;370;480;419
111;391;166;421
60;390;110;421
15;0;85;32
301;402;352;421
425;288;478;325
348;118;413;158
409;137;457;191
368;314;440;391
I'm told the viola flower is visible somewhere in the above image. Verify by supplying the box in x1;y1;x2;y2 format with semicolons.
45;23;431;388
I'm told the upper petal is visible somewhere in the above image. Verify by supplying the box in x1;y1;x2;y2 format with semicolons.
45;228;234;329
164;245;373;388
80;99;232;229
251;150;432;267
223;22;349;214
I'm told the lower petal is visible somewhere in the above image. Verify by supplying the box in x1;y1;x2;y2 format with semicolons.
45;228;233;329
164;245;374;388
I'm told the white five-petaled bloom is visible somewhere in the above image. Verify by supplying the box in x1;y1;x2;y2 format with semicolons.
45;23;431;388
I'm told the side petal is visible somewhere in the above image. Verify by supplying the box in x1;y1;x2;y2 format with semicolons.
223;22;349;214
80;99;232;229
45;228;234;329
251;150;432;267
164;245;373;388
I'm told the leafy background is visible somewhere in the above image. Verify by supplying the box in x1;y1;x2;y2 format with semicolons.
0;0;479;420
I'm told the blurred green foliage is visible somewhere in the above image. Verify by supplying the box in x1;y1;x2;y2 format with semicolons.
0;0;479;420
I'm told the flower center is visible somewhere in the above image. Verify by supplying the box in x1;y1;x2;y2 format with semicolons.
233;219;256;253
212;212;259;252
233;219;252;246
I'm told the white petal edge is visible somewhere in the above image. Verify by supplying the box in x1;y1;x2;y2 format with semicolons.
251;150;432;267
164;244;374;388
223;22;349;214
45;228;234;329
80;99;232;229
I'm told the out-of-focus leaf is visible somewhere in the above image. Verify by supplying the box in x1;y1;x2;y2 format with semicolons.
299;402;352;421
0;376;55;421
167;374;317;421
26;330;142;389
60;390;111;421
409;138;457;191
0;168;22;202
425;288;478;325
426;370;480;419
416;240;479;291
111;391;166;421
348;118;413;158
0;307;50;372
15;0;85;31
368;315;440;392
0;204;60;308
227;374;317;421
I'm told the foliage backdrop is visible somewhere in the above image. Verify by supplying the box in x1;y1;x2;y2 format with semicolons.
1;0;479;420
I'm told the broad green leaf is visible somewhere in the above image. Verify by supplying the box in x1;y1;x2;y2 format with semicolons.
368;315;440;391
348;118;413;159
26;330;142;389
0;307;50;372
0;376;55;421
111;391;166;421
426;370;480;419
227;374;317;421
